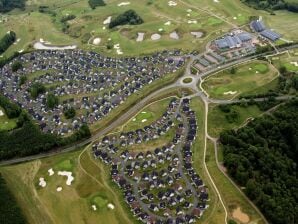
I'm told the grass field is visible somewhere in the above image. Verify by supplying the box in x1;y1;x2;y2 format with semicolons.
202;61;279;100
122;97;174;132
0;148;132;224
270;53;298;73
0;107;17;131
208;104;263;138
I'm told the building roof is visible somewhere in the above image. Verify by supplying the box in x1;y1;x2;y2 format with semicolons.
260;29;281;41
251;20;266;32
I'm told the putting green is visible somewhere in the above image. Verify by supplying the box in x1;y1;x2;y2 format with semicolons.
92;196;108;210
202;61;278;100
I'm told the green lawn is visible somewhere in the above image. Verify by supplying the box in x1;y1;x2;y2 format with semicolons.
122;97;174;132
202;61;278;100
0;107;17;131
208;104;262;138
0;147;132;224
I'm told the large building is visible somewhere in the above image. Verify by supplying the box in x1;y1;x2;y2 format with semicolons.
250;19;281;41
215;32;252;49
250;20;266;32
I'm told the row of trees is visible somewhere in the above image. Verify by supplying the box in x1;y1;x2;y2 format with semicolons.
88;0;106;9
0;94;21;119
242;0;298;13
0;0;25;12
0;31;16;54
220;99;298;224
109;10;143;29
0;174;26;224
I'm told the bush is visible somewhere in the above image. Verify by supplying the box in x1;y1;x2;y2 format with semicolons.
109;10;143;29
11;61;23;72
0;0;26;12
88;0;106;9
46;93;59;109
64;107;76;119
29;83;46;99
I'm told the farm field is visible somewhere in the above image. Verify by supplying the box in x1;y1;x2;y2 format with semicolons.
202;61;279;100
0;148;133;224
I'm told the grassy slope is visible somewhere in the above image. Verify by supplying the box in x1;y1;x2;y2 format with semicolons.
202;61;278;100
0;107;17;131
208;103;262;138
0;148;132;224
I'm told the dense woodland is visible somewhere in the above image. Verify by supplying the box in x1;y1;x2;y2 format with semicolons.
109;10;143;29
0;0;25;12
0;95;91;160
0;174;27;224
220;100;298;224
242;0;298;12
0;31;16;54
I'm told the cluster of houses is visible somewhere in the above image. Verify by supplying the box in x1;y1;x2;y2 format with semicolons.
0;50;185;135
92;98;209;223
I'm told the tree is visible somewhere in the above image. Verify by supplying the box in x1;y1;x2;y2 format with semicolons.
0;31;16;54
29;83;46;99
230;67;236;74
88;0;105;9
64;107;76;119
18;75;27;86
109;10;143;29
11;61;22;72
46;93;59;109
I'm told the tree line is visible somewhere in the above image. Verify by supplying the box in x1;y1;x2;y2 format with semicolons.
242;0;298;13
0;0;25;12
0;174;27;224
0;31;16;54
220;99;298;224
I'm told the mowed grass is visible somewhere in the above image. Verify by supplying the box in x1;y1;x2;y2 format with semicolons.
0;148;132;224
122;97;174;132
205;139;266;224
202;61;278;100
0;107;17;131
270;53;298;72
208;103;262;138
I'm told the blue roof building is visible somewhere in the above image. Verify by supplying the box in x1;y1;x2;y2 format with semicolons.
251;20;266;32
260;29;281;41
215;32;252;49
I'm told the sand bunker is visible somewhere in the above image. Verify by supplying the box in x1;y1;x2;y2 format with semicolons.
191;32;203;38
56;186;63;192
290;61;298;67
108;203;115;210
0;109;4;116
136;32;145;42
158;28;163;32
168;1;177;6
14;38;21;45
187;20;197;24
118;2;130;6
224;91;237;95
93;38;101;45
170;31;179;40
34;42;77;50
39;177;46;188
92;205;97;211
141;119;147;123
48;168;55;176
133;118;136;121
141;112;147;114
103;16;112;25
18;49;24;53
114;44;123;55
232;207;250;223
151;34;161;41
58;171;74;185
213;0;219;2
165;21;171;26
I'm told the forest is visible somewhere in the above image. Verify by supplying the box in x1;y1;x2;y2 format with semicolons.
0;31;16;54
220;99;298;224
0;0;25;12
109;10;143;29
242;0;298;12
0;174;26;224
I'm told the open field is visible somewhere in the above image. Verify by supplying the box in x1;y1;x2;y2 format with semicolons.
121;97;174;132
270;52;298;72
0;148;132;224
206;139;265;224
208;104;262;138
0;107;17;131
202;61;279;100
